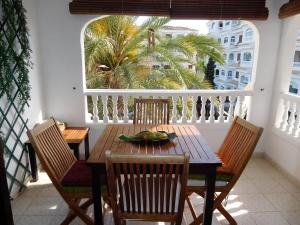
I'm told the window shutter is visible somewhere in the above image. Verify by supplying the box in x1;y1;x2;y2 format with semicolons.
69;0;170;16
170;0;268;20
69;0;268;20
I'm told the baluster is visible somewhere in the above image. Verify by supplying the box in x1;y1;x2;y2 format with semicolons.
201;96;207;123
112;95;118;123
237;96;245;117
123;95;129;123
102;95;109;123
292;103;300;137
280;99;290;131
191;95;197;123
182;95;188;123
209;96;214;123
219;96;224;123
228;96;234;122
172;96;178;124
288;102;296;134
92;95;99;123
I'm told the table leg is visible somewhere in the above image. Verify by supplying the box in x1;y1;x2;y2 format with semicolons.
26;143;39;182
203;168;217;225
91;167;103;225
84;134;90;160
68;143;80;160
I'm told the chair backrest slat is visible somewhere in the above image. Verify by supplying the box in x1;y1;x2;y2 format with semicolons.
133;98;170;125
218;117;263;176
106;151;189;223
27;119;76;182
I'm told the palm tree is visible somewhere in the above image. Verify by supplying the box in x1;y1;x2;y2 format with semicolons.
84;16;224;119
84;16;224;90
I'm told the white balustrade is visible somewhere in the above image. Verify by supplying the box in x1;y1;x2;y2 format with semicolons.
84;89;253;124
276;93;300;138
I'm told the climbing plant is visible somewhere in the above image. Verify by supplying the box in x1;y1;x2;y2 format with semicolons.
0;0;32;105
0;0;32;194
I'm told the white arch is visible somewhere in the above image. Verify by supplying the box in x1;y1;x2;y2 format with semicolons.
80;16;108;91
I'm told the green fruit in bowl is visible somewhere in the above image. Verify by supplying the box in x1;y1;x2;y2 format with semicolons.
119;130;176;142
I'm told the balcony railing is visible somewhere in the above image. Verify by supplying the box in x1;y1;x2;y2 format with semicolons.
276;93;300;138
84;89;253;124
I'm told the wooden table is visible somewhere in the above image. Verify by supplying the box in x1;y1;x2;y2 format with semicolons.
87;124;221;225
26;127;90;182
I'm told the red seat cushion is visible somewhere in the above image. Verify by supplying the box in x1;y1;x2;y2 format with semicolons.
61;160;91;187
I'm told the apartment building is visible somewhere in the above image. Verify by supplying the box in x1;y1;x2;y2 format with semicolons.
207;20;255;90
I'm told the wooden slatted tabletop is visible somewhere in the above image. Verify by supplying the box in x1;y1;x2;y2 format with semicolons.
63;127;89;143
87;124;221;172
88;124;221;225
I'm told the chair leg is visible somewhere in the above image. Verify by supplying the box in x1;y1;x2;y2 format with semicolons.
186;195;197;220
65;198;94;225
61;198;93;225
216;203;237;225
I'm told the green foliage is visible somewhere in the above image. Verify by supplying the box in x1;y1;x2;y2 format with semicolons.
205;57;216;88
84;15;223;90
0;0;32;107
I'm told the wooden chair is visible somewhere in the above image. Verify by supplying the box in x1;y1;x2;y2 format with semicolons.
27;118;94;225
105;150;189;225
133;98;170;124
186;117;263;225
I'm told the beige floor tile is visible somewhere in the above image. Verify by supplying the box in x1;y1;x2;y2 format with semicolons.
243;167;270;179
250;212;289;225
277;178;300;193
230;180;260;194
15;215;54;225
282;210;300;225
265;193;300;211
251;178;286;193
236;194;276;212
39;185;61;197
23;197;63;215
217;212;256;225
11;195;34;215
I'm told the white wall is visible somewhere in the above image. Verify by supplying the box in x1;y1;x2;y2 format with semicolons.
264;14;300;181
29;0;292;158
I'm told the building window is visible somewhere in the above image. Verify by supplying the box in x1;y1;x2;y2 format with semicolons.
294;51;300;62
235;71;239;79
225;21;230;26
230;36;235;43
289;84;298;94
188;64;193;69
152;65;160;69
219;21;223;29
232;20;240;26
238;35;243;43
164;65;171;69
165;34;172;38
211;22;215;29
241;76;249;84
243;52;252;61
229;53;234;61
228;71;232;79
221;70;225;76
223;54;227;60
245;28;253;38
224;37;228;43
215;69;219;76
237;53;241;61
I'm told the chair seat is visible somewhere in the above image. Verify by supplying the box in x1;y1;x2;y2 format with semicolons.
62;160;92;187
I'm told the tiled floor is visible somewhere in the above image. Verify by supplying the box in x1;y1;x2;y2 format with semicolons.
11;157;300;225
